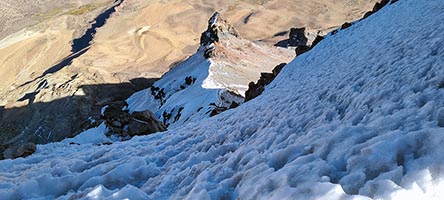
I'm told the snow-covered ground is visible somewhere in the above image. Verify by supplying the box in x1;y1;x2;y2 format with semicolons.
125;50;244;128
1;0;444;199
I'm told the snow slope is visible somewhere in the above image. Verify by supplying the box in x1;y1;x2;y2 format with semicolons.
1;0;444;199
125;49;244;128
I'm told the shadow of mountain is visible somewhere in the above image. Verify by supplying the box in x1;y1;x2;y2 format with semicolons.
274;39;289;48
19;1;124;88
273;31;289;37
41;48;89;77
0;77;159;147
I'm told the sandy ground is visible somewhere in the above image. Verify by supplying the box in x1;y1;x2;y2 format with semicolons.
75;0;377;82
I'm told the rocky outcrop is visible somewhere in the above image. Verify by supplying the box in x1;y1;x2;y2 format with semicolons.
288;28;322;47
295;45;311;56
289;28;309;47
341;22;352;30
209;94;241;117
362;0;396;20
276;27;325;56
2;142;36;160
128;110;166;136
102;103;166;139
200;12;240;58
245;63;287;102
311;35;325;48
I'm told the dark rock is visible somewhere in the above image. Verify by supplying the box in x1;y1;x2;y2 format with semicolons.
341;22;352;30
3;143;36;159
381;0;390;7
275;27;323;51
127;110;166;136
209;105;228;117
331;29;338;35
200;12;220;46
258;73;275;85
272;63;287;76
197;107;203;112
207;90;244;117
200;12;239;58
438;79;444;89
311;35;324;48
245;63;287;102
289;28;308;47
229;101;240;109
173;107;184;122
133;110;165;126
295;45;310;56
150;86;166;104
162;110;172;123
102;104;130;126
372;0;389;12
372;3;383;12
245;81;264;102
362;0;391;20
203;45;216;59
102;103;165;137
185;76;195;85
362;11;374;19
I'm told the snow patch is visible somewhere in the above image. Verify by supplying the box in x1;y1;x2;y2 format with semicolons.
63;123;110;145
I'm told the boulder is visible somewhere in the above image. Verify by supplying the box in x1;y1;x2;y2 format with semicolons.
102;103;166;137
362;11;374;19
128;110;167;136
272;63;287;76
311;35;324;48
341;22;352;30
362;0;392;20
102;103;130;125
287;27;321;48
295;45;311;56
245;63;287;102
372;0;389;12
3;142;36;159
289;28;309;47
